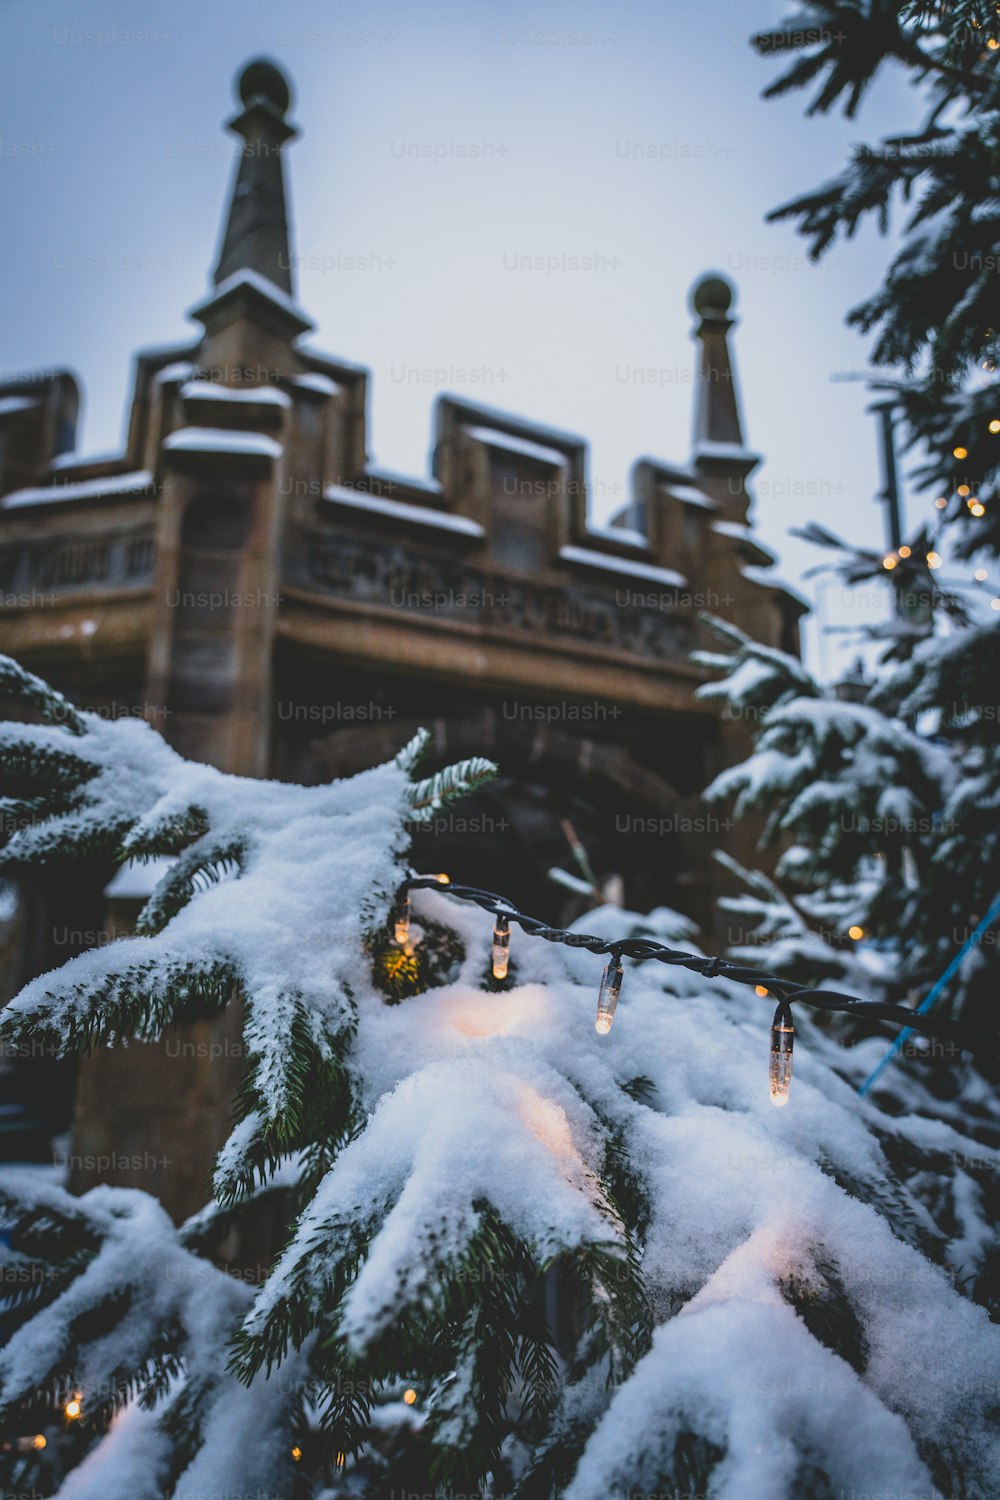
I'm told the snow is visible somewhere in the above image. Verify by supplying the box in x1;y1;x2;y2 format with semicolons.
558;544;686;588
179;379;291;408
188;268;314;329
323;484;484;537
0;394;39;418
2;663;998;1497
665;482;716;507
104;856;177;900
694;439;761;464
463;423;570;466
162;427;282;458
581;522;650;551
153;361;198;385
1;470;153;510
291;371;340;395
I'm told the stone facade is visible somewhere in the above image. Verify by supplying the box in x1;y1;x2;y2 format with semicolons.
0;60;804;1218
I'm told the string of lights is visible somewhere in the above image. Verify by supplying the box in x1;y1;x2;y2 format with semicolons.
394;875;998;1107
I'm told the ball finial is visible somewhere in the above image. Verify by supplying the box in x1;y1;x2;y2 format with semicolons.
691;274;735;318
237;58;292;116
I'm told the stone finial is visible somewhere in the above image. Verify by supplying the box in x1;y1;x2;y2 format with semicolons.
213;59;297;297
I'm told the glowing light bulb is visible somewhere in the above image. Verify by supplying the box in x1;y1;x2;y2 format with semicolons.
848;925;864;941
975;568;988;581
393;892;411;947
769;1003;794;1107
492;913;511;980
989;36;999;48
934;497;947;510
33;1434;47;1450
958;484;971;496
971;502;986;516
953;446;968;459
595;956;624;1034
992;598;1000;611
64;1397;82;1421
990;420;1000;434
882;553;897;570
755;984;769;997
403;1388;417;1406
435;872;451;884
898;545;911;558
291;1446;303;1462
926;552;942;569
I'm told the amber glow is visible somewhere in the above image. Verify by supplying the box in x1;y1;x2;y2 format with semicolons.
755;984;769;997
848;926;864;941
403;1388;417;1405
882;553;897;570
64;1398;82;1420
971;503;986;517
291;1446;302;1462
926;552;942;569
990;420;1000;434
953;446;968;459
898;545;911;558
33;1435;47;1450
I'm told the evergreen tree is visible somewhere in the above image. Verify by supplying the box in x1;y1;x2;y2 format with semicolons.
692;2;1000;1083
0;655;997;1500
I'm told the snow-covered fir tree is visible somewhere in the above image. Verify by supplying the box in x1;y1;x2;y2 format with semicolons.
696;1;1000;1069
0;654;997;1500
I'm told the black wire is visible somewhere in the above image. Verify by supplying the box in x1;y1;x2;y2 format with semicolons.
399;876;998;1057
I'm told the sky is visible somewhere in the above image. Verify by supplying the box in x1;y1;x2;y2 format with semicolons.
0;0;926;677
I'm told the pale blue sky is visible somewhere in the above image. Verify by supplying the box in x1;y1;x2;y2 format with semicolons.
1;0;924;676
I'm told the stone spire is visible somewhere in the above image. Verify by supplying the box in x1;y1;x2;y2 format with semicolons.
689;273;747;459
213;59;297;296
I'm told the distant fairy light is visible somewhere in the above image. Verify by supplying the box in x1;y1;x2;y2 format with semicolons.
755;984;769;997
992;598;1000;611
958;484;971;496
975;568;988;581
882;553;898;570
934;497;947;509
848;925;864;940
953;446;968;459
927;552;943;569
403;1388;417;1405
64;1397;82;1421
898;545;911;558
990;420;1000;434
971;502;986;516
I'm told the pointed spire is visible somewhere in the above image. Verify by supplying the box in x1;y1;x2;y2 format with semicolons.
689;273;750;461
213;59;297;296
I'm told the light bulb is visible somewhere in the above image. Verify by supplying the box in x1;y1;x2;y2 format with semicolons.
971;503;986;516
898;545;911;558
953;446;968;459
926;552;942;569
882;553;897;570
393;892;411;947
291;1446;303;1462
492;913;511;980
595;956;624;1034
403;1388;417;1405
848;925;864;941
769;1003;794;1107
975;568;988;581
64;1397;82;1420
989;420;1000;434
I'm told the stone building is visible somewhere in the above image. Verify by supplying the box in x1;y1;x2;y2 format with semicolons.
0;59;803;1214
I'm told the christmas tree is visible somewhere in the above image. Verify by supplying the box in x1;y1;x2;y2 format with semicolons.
694;1;1000;1078
0;653;997;1500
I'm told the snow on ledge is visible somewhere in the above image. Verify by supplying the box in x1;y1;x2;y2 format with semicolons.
163;428;282;459
693;440;761;465
292;372;341;396
188;269;314;329
0;395;40;419
584;523;650;552
558;545;686;589
463;424;570;468
323;485;484;537
180;380;291;408
2;470;154;510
